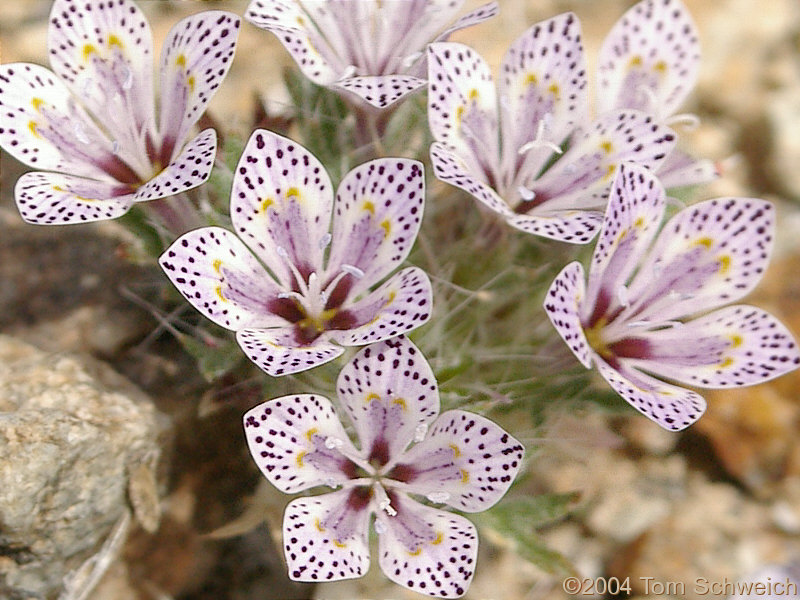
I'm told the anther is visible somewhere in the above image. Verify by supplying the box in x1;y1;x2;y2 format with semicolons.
518;186;535;201
341;264;365;278
426;491;451;504
413;423;428;443
319;232;332;249
617;284;630;308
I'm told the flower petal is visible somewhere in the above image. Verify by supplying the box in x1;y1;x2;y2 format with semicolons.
158;11;240;158
506;209;603;243
543;262;593;368
283;489;371;581
583;163;665;310
525;110;676;213
626;305;800;388
595;355;706;431
332;267;433;346
231;129;334;290
133;128;217;202
499;13;588;175
0;63;111;178
47;0;157;153
159;226;286;331
427;42;498;162
335;75;426;109
430;142;512;218
656;149;718;189
393;409;524;512
245;0;340;85
236;327;344;376
376;493;478;598
596;0;700;118
626;197;774;323
335;337;440;464
244;394;361;493
432;1;499;44
326;158;424;297
15;171;133;225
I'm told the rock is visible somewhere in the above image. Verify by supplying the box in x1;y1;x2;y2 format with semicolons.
0;336;166;600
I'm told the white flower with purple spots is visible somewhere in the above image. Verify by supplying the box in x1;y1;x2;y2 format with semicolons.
160;129;432;377
244;337;524;597
427;13;678;243
245;0;498;109
544;163;800;431
0;0;239;225
597;0;717;189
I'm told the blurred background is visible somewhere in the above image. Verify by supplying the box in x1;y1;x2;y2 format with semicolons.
2;1;800;599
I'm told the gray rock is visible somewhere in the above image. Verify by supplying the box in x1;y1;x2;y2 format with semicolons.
0;336;165;600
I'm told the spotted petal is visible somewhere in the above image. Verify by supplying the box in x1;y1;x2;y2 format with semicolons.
326;158;425;297
524;110;676;213
236;327;344;377
499;13;588;176
597;0;700;118
543;262;593;369
376;493;478;598
583;163;665;310
0;63;112;178
231;129;334;290
158;11;240;160
133;128;217;202
394;410;524;512
335;75;426;109
427;42;498;161
283;489;371;582
656;149;718;190
625;305;800;388
626;198;774;324
507;210;603;244
47;0;157;152
15;171;133;225
335;337;440;463
595;355;706;431
243;394;361;493
245;0;340;85
159;226;286;331
332;267;433;347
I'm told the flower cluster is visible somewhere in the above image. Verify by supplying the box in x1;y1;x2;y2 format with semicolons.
3;0;800;598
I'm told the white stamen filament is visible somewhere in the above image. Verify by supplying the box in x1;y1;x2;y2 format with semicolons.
374;484;397;516
517;186;536;201
73;121;90;144
668;290;694;301
617;284;630;308
518;117;563;156
112;139;120;155
325;436;344;450
341;264;365;278
324;478;339;489
374;519;388;534
626;319;683;330
666;113;700;131
426;491;451;504
121;64;133;90
319;232;332;249
636;85;659;115
413;423;428;443
340;64;358;80
401;51;423;69
499;94;511;112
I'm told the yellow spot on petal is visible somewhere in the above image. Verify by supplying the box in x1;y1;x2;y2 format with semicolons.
449;443;461;458
53;185;64;192
297;15;305;26
455;105;464;124
286;187;301;200
386;291;396;304
363;200;375;214
107;33;124;49
634;216;645;228
212;258;222;274
393;398;407;410
719;255;731;274
460;469;470;483
525;72;538;86
695;237;714;249
260;197;274;213
468;88;479;100
176;53;187;67
83;43;98;60
628;55;643;68
603;164;616;180
315;518;325;532
730;334;743;348
365;392;381;404
296;450;307;467
28;121;40;138
432;532;443;545
380;219;391;238
305;427;318;440
600;140;614;154
187;75;195;93
548;83;560;99
408;546;422;556
31;97;44;112
333;539;347;548
719;357;734;368
215;285;226;303
654;60;667;73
